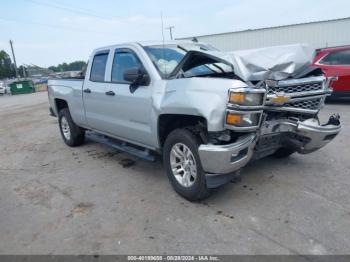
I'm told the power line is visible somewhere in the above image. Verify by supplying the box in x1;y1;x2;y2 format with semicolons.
26;0;120;20
0;16;111;36
41;0;118;19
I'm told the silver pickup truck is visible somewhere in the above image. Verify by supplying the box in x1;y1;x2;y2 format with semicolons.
48;41;341;201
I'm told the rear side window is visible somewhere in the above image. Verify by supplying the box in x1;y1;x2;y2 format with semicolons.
111;50;143;83
90;52;109;82
319;50;350;65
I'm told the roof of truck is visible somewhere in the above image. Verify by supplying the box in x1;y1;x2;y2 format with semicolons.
137;40;199;46
93;40;203;52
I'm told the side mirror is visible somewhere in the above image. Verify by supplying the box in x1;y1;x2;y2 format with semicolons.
123;67;150;93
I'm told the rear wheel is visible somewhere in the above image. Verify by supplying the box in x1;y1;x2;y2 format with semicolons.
163;128;210;201
58;108;85;147
272;147;296;158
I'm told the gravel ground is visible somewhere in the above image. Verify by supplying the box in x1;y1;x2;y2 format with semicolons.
0;92;349;255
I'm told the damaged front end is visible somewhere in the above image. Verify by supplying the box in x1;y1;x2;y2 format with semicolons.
200;73;341;188
254;74;341;158
199;75;341;188
188;45;342;187
149;43;341;186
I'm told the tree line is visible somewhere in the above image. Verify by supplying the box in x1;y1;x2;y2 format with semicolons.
0;49;87;80
48;61;87;72
0;50;16;79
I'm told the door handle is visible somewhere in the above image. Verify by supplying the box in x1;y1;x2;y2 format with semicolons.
105;90;115;96
83;88;91;93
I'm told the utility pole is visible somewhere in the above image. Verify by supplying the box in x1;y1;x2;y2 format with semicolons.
9;40;19;79
166;26;175;40
22;66;26;78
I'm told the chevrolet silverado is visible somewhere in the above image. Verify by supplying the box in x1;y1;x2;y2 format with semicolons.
48;41;341;201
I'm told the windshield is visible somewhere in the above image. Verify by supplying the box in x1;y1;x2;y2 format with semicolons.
143;44;233;78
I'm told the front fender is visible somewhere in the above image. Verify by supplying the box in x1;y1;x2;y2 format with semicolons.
160;78;248;132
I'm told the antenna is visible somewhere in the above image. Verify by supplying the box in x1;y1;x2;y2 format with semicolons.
161;11;165;45
161;11;166;74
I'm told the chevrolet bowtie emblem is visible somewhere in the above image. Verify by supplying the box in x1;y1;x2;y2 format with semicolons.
271;95;290;105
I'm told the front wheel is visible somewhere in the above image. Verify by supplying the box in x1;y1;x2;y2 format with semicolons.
163;128;210;201
58;108;85;147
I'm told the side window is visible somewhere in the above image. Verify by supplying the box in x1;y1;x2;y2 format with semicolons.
90;53;108;82
319;50;350;65
112;50;142;83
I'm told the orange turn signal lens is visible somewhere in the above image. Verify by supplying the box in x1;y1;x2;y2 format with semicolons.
226;113;242;125
229;93;245;104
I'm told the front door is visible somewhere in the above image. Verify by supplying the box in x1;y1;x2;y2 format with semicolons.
102;48;154;147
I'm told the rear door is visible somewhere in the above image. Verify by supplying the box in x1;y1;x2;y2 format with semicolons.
317;49;350;93
83;50;112;131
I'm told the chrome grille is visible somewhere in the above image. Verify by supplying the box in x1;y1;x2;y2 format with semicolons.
265;76;329;114
268;82;323;95
284;98;323;111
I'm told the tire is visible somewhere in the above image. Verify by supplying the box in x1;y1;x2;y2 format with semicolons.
58;108;85;147
163;128;211;201
272;147;296;158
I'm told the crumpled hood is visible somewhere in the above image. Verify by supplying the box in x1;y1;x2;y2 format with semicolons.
226;44;316;81
173;44;316;82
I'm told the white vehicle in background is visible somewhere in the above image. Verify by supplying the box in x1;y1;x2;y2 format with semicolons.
0;81;7;95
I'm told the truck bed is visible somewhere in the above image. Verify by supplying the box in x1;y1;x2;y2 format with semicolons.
48;78;84;89
48;78;85;125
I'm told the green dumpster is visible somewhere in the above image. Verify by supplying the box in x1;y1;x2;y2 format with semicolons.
9;80;35;95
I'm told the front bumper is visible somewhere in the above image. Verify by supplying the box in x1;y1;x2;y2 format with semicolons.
281;114;341;154
198;134;257;175
198;114;341;187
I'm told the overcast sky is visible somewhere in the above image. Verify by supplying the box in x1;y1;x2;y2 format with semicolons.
0;0;350;67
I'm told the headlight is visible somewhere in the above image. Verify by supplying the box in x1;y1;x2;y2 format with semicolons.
226;111;261;128
226;88;266;131
229;92;264;106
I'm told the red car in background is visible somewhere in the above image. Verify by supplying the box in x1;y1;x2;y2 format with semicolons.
312;46;350;98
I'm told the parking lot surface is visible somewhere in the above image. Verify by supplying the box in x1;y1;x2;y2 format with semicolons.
0;92;349;255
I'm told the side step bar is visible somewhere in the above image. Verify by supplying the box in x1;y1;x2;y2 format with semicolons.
86;132;156;162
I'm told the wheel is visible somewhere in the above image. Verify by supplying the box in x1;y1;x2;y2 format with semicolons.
272;147;296;158
58;108;85;147
163;128;210;201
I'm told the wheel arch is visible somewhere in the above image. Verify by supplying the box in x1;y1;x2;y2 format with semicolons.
157;114;208;149
55;98;69;113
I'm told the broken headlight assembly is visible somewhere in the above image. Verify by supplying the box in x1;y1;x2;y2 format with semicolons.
225;87;266;131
